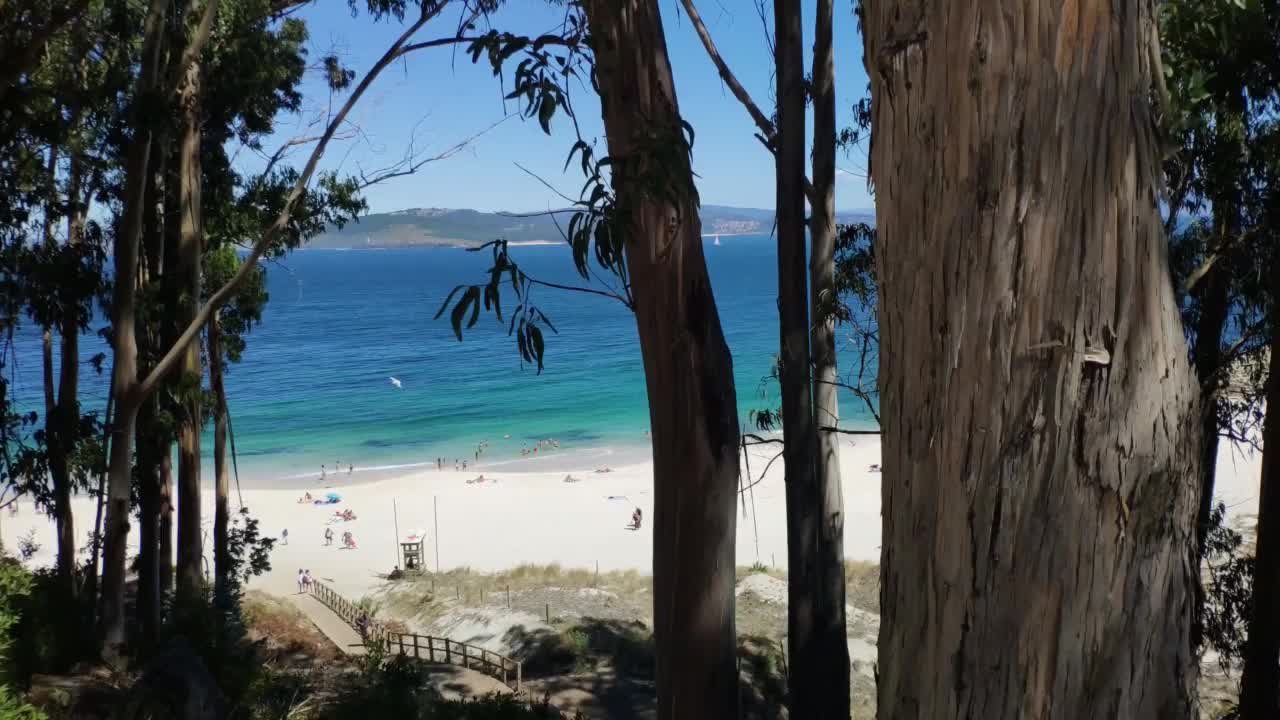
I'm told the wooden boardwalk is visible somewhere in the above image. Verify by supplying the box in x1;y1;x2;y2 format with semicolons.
287;590;514;700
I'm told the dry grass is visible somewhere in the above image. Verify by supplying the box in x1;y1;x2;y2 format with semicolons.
242;590;343;665
381;563;652;623
735;559;880;614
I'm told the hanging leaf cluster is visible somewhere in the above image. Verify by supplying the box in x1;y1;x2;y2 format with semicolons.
433;240;559;373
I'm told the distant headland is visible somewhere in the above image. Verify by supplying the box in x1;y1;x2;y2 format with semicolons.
309;205;874;249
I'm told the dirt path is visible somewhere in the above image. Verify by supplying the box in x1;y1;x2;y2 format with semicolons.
286;591;513;700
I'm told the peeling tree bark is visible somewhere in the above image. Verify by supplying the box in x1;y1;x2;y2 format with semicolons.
583;2;739;717
862;1;1202;716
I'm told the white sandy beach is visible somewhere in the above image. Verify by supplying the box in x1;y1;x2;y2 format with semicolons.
0;435;1264;603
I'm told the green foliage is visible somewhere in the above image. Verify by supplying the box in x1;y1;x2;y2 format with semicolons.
0;686;47;720
323;653;570;720
0;558;34;685
1200;503;1255;673
433;241;559;373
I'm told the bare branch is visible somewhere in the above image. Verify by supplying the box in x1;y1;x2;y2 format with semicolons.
1183;228;1258;295
678;0;815;204
356;115;510;189
514;161;579;206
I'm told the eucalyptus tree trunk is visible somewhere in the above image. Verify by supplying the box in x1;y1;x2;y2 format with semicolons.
208;312;231;598
584;2;738;717
135;136;166;649
37;143;79;598
795;0;849;716
1193;103;1244;559
51;157;85;600
159;447;173;593
1239;262;1280;719
773;2;833;715
99;0;167;660
173;58;205;606
863;1;1202;716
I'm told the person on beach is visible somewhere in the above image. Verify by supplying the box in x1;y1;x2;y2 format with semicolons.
630;507;643;530
303;569;313;591
324;527;334;546
296;568;306;593
349;464;353;475
281;528;289;545
320;465;326;480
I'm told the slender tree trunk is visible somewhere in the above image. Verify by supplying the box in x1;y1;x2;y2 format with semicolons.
797;0;850;716
1194;103;1244;558
1239;258;1280;718
135;400;162;649
159;446;173;594
38;142;81;599
209;312;231;598
52;156;85;600
863;2;1201;717
583;2;738;717
774;2;831;714
85;375;112;630
99;0;167;661
135;136;166;650
174;58;205;606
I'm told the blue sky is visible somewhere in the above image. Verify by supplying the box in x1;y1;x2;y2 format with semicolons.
241;1;873;214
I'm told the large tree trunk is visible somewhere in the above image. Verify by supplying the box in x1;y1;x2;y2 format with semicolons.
208;312;231;599
583;2;738;717
799;0;849;716
863;1;1202;717
99;0;167;661
174;58;205;606
1238;260;1280;718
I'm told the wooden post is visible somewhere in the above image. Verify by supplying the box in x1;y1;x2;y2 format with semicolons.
506;585;510;608
413;634;420;659
462;643;469;669
433;495;440;572
445;639;452;664
428;635;435;662
516;662;522;692
392;498;401;570
545;603;550;623
398;634;405;655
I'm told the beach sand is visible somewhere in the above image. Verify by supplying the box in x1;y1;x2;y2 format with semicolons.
0;435;1263;603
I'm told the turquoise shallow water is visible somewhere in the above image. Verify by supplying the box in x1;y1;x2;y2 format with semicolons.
9;236;877;483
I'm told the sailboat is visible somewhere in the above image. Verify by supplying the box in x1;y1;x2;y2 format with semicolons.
713;234;722;246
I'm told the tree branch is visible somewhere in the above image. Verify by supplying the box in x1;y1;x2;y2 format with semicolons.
678;0;816;205
819;426;880;436
136;0;454;401
356;115;510;189
166;0;224;95
0;0;94;99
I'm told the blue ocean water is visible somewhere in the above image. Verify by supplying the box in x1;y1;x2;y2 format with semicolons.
8;236;877;483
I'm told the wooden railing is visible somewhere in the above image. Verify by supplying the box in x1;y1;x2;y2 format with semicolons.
309;581;522;691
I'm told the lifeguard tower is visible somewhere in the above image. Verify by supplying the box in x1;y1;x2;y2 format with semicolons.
400;532;426;570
